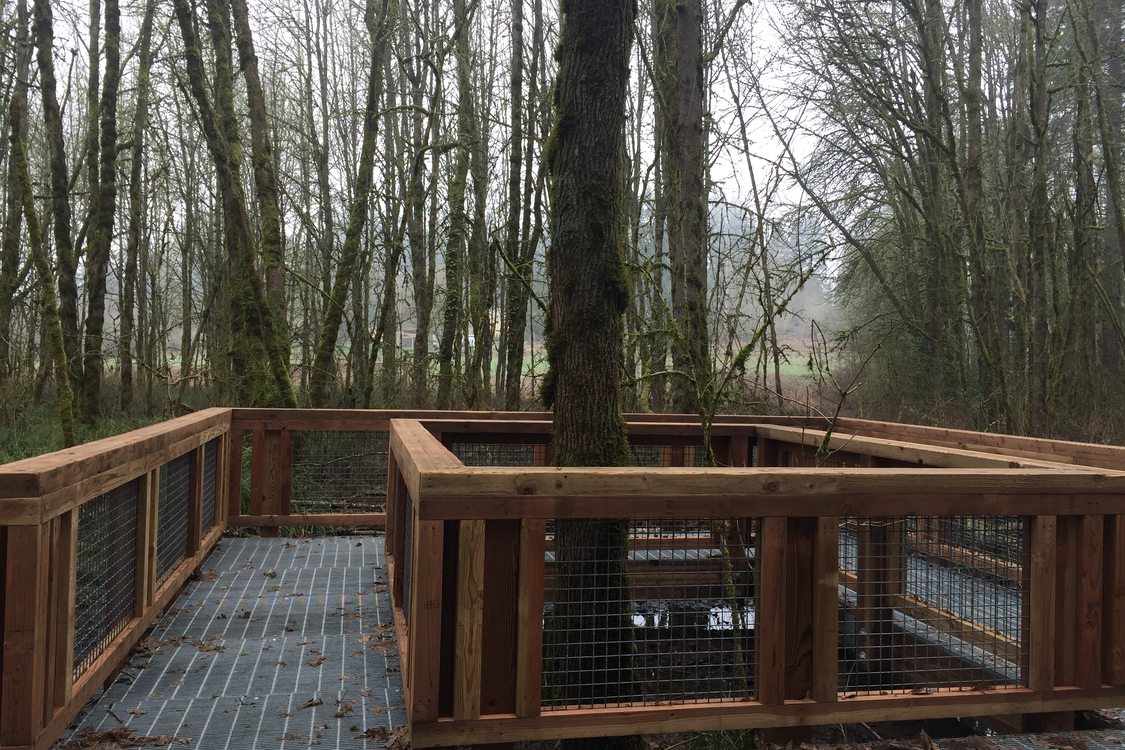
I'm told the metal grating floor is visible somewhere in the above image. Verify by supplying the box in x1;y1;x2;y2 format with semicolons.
59;537;406;749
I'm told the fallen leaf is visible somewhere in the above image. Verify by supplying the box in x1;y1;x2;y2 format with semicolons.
300;697;323;710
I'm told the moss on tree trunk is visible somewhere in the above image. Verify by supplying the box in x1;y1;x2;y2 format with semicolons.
544;1;643;747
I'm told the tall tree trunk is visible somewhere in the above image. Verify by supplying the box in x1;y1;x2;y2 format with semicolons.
172;0;298;408
501;0;526;409
32;0;80;392
437;0;475;409
655;0;709;414
11;76;76;446
307;0;392;406
230;0;287;323
543;2;642;748
120;0;156;410
0;0;30;376
1027;0;1051;433
80;0;121;423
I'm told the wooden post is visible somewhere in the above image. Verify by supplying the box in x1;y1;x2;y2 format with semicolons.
1076;514;1104;689
1;524;49;747
188;446;205;558
1027;515;1057;693
453;520;485;720
46;510;78;713
215;432;229;528
250;428;292;536
409;520;445;723
226;428;245;522
136;470;158;615
1105;514;1125;686
481;520;520;717
1054;515;1079;687
812;517;840;702
515;519;546;718
757;517;788;705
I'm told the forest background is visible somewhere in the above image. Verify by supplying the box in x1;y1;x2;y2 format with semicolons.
0;0;1121;460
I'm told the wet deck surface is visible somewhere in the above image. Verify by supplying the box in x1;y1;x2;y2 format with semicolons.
60;536;406;749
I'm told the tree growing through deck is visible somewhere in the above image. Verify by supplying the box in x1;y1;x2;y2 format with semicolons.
542;1;643;748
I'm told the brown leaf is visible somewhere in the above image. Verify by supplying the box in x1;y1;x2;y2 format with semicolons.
127;707;145;717
263;570;278;578
300;697;323;710
308;654;326;667
334;701;354;718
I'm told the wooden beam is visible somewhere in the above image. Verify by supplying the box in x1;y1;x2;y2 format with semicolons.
454;521;485;720
515;520;546;718
812;517;839;702
408;686;1125;748
1076;514;1104;689
229;513;386;527
1028;516;1057;693
187;446;204;557
758;517;788;705
1105;515;1125;686
409;520;445;723
1;525;48;747
226;428;244;521
47;511;77;713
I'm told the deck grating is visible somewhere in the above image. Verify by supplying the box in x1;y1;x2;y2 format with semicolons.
58;537;405;749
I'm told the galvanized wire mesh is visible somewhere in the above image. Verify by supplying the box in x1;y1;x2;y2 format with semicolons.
543;517;757;708
202;438;219;531
630;444;706;467
838;516;1024;696
156;453;192;587
451;441;540;466
74;479;139;679
290;430;389;513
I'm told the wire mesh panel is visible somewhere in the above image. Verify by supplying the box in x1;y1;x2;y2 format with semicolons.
290;430;389;513
451;441;541;466
630;444;706;467
838;515;1024;695
156;453;192;588
542;517;757;709
74;479;139;679
201;438;219;531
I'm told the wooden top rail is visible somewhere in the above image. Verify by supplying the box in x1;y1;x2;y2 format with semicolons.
754;424;1113;472
0;408;231;525
836;417;1125;470
384;419;1125;521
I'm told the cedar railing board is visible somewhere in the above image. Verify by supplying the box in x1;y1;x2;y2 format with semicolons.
1;409;1124;750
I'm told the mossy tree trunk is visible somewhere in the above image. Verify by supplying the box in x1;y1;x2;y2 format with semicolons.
119;0;156;411
654;0;710;415
32;0;80;394
543;1;643;747
172;0;298;408
79;0;121;423
307;0;393;407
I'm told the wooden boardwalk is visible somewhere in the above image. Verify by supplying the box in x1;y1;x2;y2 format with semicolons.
59;536;407;749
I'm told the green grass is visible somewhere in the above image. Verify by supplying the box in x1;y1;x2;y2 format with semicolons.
0;402;164;464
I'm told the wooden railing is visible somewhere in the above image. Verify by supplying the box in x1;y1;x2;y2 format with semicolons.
386;417;1125;747
2;408;1124;749
0;408;231;750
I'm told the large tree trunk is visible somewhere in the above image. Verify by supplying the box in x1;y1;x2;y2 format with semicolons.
0;0;30;376
119;0;156;410
1027;0;1051;434
229;0;287;322
10;69;76;446
655;0;710;414
436;0;475;409
79;0;121;423
172;0;297;408
543;1;642;747
307;0;392;406
32;0;80;393
500;0;526;410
